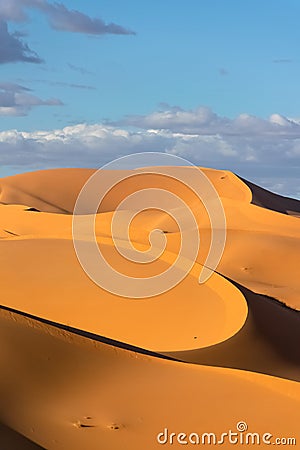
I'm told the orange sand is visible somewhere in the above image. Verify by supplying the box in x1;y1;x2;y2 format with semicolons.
0;167;299;449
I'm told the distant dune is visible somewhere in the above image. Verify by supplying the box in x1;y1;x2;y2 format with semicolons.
0;167;299;449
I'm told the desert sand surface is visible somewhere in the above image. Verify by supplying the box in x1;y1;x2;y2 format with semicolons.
0;166;299;449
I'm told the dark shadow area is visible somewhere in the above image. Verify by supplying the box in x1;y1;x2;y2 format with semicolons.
0;423;44;449
25;208;41;212
239;176;300;215
3;229;19;236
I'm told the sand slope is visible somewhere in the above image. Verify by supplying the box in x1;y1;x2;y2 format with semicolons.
0;309;299;450
0;166;299;449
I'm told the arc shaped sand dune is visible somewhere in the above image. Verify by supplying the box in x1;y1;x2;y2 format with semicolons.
0;309;300;450
0;166;299;449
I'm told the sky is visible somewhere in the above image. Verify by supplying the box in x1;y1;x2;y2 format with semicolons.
0;0;300;198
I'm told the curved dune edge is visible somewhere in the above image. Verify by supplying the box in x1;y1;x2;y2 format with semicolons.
164;282;300;382
210;198;300;310
0;167;299;449
0;167;253;214
0;166;299;308
0;309;299;450
1;236;299;381
0;236;248;352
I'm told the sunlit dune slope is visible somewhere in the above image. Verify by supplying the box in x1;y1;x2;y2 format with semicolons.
0;166;251;213
0;309;299;450
0;166;299;449
0;169;95;213
164;283;300;382
0;167;299;309
0;236;247;352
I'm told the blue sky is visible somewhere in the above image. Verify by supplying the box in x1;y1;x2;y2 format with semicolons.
0;0;300;198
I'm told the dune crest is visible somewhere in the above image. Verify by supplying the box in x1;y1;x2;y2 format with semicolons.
0;166;299;449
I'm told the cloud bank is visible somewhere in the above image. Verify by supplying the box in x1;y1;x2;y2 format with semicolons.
0;106;299;198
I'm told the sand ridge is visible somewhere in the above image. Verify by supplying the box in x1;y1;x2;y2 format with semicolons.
0;308;299;450
0;166;299;449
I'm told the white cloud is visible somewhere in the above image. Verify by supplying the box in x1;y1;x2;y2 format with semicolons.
115;105;300;137
0;107;299;199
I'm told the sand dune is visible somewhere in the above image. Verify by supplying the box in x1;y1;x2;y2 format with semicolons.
0;166;299;449
0;169;95;214
165;283;300;382
0;166;251;213
0;308;299;450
